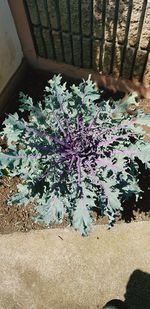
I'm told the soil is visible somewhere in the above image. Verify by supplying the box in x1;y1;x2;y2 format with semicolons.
0;68;150;234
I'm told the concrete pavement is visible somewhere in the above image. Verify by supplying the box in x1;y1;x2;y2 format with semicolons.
0;221;150;309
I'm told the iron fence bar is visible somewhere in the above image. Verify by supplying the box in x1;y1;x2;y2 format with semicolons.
23;0;39;55
43;0;56;59
110;0;120;74
34;0;47;57
120;0;133;77
99;0;106;72
130;0;147;79
140;40;150;82
54;0;65;62
79;0;83;67
90;0;93;68
67;0;74;65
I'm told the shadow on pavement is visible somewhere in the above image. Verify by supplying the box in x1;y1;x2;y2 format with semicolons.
124;269;150;309
102;269;150;309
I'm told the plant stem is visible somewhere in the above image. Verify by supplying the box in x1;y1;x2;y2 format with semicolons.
6;113;68;148
95;118;136;139
57;94;72;131
26;126;67;147
76;116;80;130
76;155;81;185
97;132;135;148
88;110;99;129
69;155;75;169
51;109;67;137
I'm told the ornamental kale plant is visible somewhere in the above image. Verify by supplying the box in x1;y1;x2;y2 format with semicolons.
0;75;150;235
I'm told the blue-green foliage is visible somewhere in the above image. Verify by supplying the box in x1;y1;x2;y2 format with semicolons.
0;75;150;235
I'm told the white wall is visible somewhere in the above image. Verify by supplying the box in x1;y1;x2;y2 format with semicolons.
0;0;23;93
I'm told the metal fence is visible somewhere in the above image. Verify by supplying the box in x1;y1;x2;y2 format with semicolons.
24;0;150;83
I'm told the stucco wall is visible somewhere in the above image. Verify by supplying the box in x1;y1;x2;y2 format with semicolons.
0;0;23;94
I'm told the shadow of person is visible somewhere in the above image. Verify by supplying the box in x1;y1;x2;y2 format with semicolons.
124;269;150;309
102;299;127;308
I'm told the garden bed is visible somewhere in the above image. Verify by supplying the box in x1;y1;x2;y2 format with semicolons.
0;172;150;234
0;69;150;234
